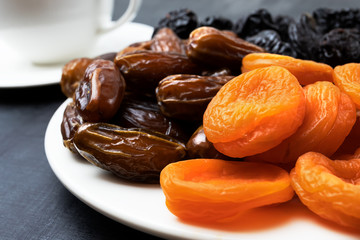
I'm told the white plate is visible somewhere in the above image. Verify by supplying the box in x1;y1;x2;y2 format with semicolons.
0;22;153;88
44;99;360;240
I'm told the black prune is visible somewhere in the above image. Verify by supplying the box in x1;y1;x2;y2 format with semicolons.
312;8;360;34
317;28;360;67
153;8;198;39
288;14;321;60
199;16;233;30
246;30;297;57
233;9;277;38
273;15;294;42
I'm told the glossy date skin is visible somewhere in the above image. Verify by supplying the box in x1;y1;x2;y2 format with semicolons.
114;51;202;95
73;123;187;183
186;125;235;160
60;57;94;98
187;26;265;71
150;27;186;54
156;74;234;121
111;94;190;143
60;101;84;153
75;59;126;122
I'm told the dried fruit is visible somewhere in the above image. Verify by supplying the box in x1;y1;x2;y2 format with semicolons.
247;81;356;166
150;28;186;54
199;16;233;30
246;30;297;57
60;101;84;153
74;59;126;122
242;53;334;85
290;152;360;229
333;63;360;109
153;8;198;39
60;57;94;98
74;123;186;183
156;74;233;121
186;125;233;160
160;159;294;222
187;26;265;72
111;94;190;143
203;66;306;158
114;51;201;95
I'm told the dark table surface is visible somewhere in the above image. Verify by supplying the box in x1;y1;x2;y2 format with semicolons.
1;1;360;239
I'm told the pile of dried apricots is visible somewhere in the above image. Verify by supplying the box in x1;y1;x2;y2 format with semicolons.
60;8;360;230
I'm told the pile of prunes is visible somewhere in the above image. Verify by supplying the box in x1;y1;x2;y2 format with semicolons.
153;8;360;67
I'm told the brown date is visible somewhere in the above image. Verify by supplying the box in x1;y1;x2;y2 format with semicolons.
73;123;187;183
74;59;126;122
186;125;235;160
150;27;186;54
117;40;153;57
60;57;94;98
156;74;234;121
114;51;202;94
187;26;265;71
111;94;190;143
60;101;84;153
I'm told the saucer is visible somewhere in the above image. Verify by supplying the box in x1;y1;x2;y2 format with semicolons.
0;22;153;88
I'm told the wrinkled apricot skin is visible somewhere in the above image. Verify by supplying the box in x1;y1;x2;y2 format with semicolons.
333;63;360;109
242;53;334;85
203;66;306;158
290;152;360;229
247;81;356;166
160;159;294;222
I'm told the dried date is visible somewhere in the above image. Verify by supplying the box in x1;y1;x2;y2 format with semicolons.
114;51;202;95
60;57;94;98
73;123;187;183
75;59;126;122
156;74;234;121
186;26;265;72
60;101;84;153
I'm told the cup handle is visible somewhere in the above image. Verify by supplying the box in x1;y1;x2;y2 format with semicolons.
97;0;142;34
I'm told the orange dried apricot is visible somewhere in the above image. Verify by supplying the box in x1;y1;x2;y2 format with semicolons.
333;63;360;109
203;66;306;158
332;112;360;159
290;152;360;229
247;81;356;166
242;53;334;85
160;159;294;222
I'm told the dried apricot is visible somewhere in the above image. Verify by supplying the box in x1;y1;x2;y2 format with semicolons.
160;159;294;222
203;66;306;158
333;63;360;109
242;53;334;85
247;81;356;166
290;152;360;229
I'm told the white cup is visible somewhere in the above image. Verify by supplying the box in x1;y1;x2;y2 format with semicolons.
0;0;142;64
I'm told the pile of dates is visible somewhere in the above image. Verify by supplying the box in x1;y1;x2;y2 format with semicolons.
60;8;360;183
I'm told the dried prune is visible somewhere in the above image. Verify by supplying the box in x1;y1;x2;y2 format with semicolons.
288;14;321;60
111;94;190;143
246;30;297;57
312;8;360;34
273;15;294;42
233;9;277;38
317;28;360;67
187;26;265;72
73;123;187;183
156;74;234;121
199;16;233;30
60;101;84;153
114;51;202;95
153;8;198;39
75;59;126;122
